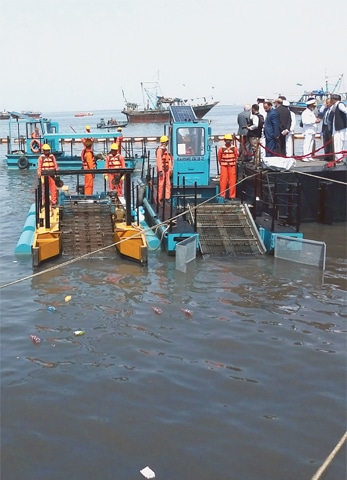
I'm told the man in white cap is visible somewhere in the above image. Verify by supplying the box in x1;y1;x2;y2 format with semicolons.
301;99;321;160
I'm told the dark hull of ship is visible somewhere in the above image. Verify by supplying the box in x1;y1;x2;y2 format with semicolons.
122;102;219;123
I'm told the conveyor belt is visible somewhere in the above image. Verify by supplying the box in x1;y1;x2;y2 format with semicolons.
195;203;266;255
60;202;115;257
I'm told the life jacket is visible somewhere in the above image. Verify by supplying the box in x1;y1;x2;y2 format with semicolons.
39;154;56;171
156;146;172;172
219;146;237;166
81;147;96;168
107;153;123;168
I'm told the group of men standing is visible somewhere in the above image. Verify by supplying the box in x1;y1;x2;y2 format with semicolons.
238;94;347;163
237;95;296;163
37;125;126;207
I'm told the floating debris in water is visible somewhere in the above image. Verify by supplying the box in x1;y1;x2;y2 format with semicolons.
65;295;72;302
73;330;85;336
180;308;193;316
140;466;155;479
30;335;41;344
151;306;162;315
47;306;56;312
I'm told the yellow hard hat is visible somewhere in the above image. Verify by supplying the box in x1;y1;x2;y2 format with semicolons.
117;127;122;132
86;125;91;130
160;135;169;143
224;134;233;140
42;144;51;150
110;143;119;150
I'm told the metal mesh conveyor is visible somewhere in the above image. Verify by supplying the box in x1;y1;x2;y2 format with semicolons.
60;202;115;258
195;203;266;256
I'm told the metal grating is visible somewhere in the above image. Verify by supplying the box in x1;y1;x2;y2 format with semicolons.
60;203;115;257
170;105;197;122
196;204;265;256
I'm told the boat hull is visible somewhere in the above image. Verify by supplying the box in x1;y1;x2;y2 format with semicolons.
122;102;219;123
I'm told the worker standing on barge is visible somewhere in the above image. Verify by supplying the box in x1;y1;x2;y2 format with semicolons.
105;143;125;195
156;135;173;203
81;138;96;195
37;144;59;206
217;134;238;201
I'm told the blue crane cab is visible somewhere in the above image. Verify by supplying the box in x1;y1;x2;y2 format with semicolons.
166;106;212;188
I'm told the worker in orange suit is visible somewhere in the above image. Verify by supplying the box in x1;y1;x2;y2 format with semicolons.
115;126;124;153
37;144;59;205
105;143;126;195
81;138;96;195
156;135;173;203
217;134;238;201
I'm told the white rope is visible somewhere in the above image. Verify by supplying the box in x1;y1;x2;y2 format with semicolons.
310;431;347;480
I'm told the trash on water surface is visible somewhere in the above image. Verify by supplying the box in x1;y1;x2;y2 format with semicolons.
30;335;41;344
180;308;193;316
151;306;162;315
74;330;85;336
64;295;72;302
140;466;155;479
47;306;56;312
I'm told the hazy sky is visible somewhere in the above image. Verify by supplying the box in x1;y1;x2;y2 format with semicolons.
1;0;346;112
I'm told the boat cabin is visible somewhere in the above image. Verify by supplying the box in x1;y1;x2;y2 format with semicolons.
166;106;212;188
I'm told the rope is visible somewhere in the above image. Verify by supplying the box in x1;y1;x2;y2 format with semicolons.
310;431;347;480
3;156;346;290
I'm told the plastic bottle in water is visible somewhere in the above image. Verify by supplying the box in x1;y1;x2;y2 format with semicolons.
47;306;56;312
151;306;163;315
180;308;193;316
30;335;41;344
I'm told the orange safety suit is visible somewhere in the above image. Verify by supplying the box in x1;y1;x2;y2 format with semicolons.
81;147;96;195
115;134;124;153
217;143;238;199
37;153;59;205
156;145;173;202
105;152;126;195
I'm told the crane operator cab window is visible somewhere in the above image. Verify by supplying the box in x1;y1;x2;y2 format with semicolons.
176;127;205;156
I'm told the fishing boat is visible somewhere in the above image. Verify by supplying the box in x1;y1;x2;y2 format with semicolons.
289;74;347;114
16;169;148;267
0;109;10;120
97;118;128;129
122;82;219;123
4;112;140;171
74;112;93;117
21;110;42;119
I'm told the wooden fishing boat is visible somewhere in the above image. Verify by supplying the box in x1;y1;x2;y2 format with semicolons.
21;110;42;119
289;74;347;113
122;82;219;123
0;109;10;120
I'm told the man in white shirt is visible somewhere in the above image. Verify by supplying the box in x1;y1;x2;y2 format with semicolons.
301;99;321;160
329;94;347;163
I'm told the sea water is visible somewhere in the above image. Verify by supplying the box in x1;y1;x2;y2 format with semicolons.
0;106;346;480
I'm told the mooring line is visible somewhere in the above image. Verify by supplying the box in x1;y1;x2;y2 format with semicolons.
310;430;347;480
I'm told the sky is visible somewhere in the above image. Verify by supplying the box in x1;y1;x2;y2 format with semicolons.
1;0;346;113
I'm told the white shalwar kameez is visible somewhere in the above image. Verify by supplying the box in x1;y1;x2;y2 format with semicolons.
286;111;296;157
332;102;347;162
301;108;317;160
